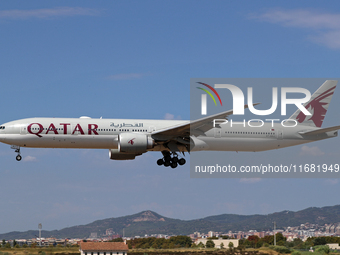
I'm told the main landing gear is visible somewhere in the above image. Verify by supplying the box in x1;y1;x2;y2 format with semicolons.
157;151;186;168
11;145;22;161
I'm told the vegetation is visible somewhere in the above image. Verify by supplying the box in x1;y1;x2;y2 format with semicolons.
0;246;79;255
1;231;340;255
127;236;192;249
238;233;340;253
315;245;330;254
205;240;215;248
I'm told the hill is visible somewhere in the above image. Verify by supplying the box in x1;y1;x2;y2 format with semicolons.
1;205;340;239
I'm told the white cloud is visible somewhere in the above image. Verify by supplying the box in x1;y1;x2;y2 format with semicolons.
299;145;325;156
23;155;37;162
253;8;340;49
324;179;338;185
164;113;181;120
239;178;262;183
0;7;100;19
106;73;148;80
164;113;175;120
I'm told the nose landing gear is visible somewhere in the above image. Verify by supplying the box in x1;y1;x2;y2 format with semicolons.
11;145;22;161
157;151;186;168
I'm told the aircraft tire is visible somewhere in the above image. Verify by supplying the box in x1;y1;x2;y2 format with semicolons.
157;159;164;165
170;162;178;168
178;158;186;165
164;155;171;162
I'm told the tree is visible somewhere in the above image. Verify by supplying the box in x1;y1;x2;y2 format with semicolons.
291;251;301;255
277;240;285;246
315;245;330;254
220;242;225;249
169;236;192;247
206;240;215;248
229;242;234;249
292;238;303;247
248;235;260;248
110;238;123;242
314;237;327;246
197;242;205;248
161;242;169;249
271;245;291;254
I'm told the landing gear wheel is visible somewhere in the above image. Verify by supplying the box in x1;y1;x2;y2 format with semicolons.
157;159;164;166
16;155;22;161
172;157;178;163
160;151;186;168
171;162;178;168
164;155;171;162
178;158;186;165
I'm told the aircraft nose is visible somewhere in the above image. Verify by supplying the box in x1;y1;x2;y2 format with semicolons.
0;124;6;141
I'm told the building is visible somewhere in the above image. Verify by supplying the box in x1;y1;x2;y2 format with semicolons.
106;229;114;236
90;233;98;239
327;243;340;250
80;242;128;255
208;231;215;237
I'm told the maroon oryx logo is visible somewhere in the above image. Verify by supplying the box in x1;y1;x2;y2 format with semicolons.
128;138;135;145
296;86;336;127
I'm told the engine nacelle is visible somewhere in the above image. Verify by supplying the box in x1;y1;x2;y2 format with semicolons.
109;149;137;160
118;133;155;154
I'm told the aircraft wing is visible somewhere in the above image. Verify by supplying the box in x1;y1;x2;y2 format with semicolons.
299;125;340;136
151;104;257;140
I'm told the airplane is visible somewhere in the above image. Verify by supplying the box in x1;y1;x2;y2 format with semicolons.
0;80;339;168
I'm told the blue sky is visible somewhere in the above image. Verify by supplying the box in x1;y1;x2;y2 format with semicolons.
1;0;340;234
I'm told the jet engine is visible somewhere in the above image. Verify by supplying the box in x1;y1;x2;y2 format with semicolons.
109;149;138;160
118;133;155;153
109;133;155;160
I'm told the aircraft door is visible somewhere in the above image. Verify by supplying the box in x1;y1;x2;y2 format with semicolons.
277;130;283;140
20;125;27;135
214;128;221;138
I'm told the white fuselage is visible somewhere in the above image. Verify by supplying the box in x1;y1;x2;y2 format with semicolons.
0;117;336;152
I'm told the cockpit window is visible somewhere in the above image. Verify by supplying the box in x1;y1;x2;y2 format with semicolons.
0;126;4;129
